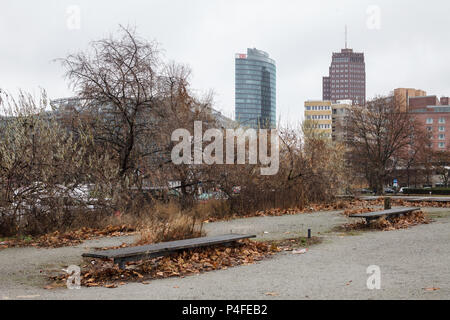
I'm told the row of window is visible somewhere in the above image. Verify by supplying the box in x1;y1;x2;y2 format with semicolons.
428;133;447;140
333;58;349;63
331;71;365;75
331;74;365;79
331;64;364;70
334;88;363;93
305;105;331;111
236;75;275;81
236;90;274;96
306;115;331;120
427;126;446;132
426;118;446;124
332;79;365;84
236;61;276;71
313;124;331;129
236;84;267;90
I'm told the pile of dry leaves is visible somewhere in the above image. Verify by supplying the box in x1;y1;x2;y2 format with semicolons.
394;200;450;208
47;240;280;289
0;225;136;249
342;207;377;216
204;202;359;223
341;210;430;232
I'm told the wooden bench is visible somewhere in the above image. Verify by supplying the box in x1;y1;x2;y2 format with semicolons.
82;234;256;269
349;207;421;223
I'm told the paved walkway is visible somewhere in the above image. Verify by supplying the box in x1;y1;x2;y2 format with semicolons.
1;207;449;300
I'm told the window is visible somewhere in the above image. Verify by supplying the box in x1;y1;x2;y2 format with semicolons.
427;127;433;132
426;118;433;124
439;134;445;140
439;126;445;132
438;142;445;149
439;118;446;124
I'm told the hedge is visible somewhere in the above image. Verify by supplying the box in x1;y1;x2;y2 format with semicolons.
403;188;450;195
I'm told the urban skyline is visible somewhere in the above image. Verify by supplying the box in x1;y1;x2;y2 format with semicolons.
1;1;449;126
1;1;450;303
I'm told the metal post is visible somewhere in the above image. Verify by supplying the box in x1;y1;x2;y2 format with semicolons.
308;229;312;239
384;197;391;210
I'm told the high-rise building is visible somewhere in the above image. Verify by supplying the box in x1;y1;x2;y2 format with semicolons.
322;48;366;105
235;48;276;128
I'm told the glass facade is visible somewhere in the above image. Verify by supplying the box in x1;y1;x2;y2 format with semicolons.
235;48;276;128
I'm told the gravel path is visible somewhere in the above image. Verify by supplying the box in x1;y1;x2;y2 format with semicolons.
0;207;449;300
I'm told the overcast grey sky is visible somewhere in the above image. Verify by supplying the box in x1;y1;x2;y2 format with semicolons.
1;0;449;125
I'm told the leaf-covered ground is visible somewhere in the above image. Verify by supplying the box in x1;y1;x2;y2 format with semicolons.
339;210;431;232
2;198;448;250
0;225;136;249
47;240;280;289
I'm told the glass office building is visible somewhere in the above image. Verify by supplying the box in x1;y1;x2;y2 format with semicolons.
235;48;276;128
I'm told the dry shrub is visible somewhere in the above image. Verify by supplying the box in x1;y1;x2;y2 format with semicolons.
335;201;347;210
199;200;231;220
135;201;209;245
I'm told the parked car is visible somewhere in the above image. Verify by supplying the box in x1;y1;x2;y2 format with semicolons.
357;188;374;194
384;187;395;194
399;187;409;193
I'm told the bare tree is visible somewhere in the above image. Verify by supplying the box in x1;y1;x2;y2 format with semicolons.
347;96;419;195
395;125;431;188
61;25;164;179
433;150;450;187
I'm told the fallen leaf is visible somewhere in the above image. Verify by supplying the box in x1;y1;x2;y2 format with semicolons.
265;292;279;296
424;287;440;292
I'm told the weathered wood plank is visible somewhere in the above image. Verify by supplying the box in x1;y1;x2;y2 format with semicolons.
349;207;420;219
82;234;256;260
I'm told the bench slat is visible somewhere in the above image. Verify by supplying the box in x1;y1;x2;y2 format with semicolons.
82;234;256;260
349;207;420;219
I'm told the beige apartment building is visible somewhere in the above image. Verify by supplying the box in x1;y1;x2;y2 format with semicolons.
304;101;333;138
304;100;352;141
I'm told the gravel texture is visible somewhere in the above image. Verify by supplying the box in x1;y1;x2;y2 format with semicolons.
0;207;448;300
